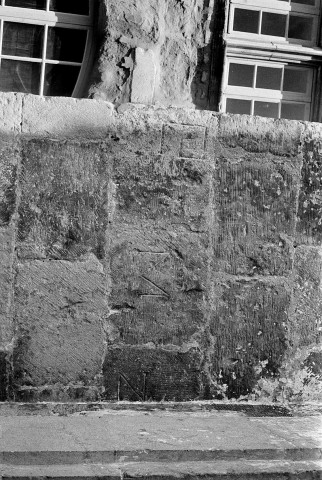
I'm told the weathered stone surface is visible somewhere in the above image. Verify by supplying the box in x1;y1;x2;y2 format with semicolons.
0;141;19;347
113;155;210;228
208;278;289;398
22;97;114;138
162;124;207;159
0;98;317;402
131;48;157;104
94;0;215;108
103;345;201;401
0;93;23;135
13;256;108;387
108;154;210;346
213;162;298;276
290;246;322;348
217;115;303;157
0;141;19;227
0;350;8;400
108;228;207;345
17;139;113;260
0;227;15;347
297;136;322;244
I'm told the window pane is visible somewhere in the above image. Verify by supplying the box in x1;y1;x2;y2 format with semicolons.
0;59;40;94
281;102;306;120
288;15;313;40
256;67;282;90
291;0;315;5
228;63;254;87
226;98;251;114
5;0;46;8
283;68;310;93
254;101;279;118
2;22;44;58
233;9;259;33
261;12;287;36
44;64;80;96
49;0;89;15
46;28;87;62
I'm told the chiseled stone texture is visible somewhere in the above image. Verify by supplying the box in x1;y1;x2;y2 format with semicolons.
13;256;108;388
108;155;210;347
103;345;201;401
17;139;113;260
213;161;298;276
290;246;322;348
22;96;114;139
0;140;20;348
208;277;289;398
0;102;319;401
0;93;23;135
94;0;216;108
297;127;322;245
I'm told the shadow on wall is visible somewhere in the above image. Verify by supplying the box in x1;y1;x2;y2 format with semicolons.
191;0;226;111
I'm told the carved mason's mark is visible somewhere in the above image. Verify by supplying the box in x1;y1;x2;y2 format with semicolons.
161;124;207;159
139;275;170;298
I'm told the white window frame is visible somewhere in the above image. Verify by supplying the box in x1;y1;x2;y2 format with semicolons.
228;2;320;47
0;0;94;97
222;0;322;121
222;58;314;120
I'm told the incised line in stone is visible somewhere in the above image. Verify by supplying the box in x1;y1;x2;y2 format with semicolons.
139;275;170;298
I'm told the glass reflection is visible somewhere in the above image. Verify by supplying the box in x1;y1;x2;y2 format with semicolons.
254;101;279;118
0;59;40;94
226;98;252;114
281;102;306;120
44;64;80;96
233;9;259;33
5;0;46;9
228;63;254;87
2;22;44;58
256;67;282;90
49;0;89;15
46;27;87;62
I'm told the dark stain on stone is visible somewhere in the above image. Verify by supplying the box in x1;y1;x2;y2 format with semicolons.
103;346;201;401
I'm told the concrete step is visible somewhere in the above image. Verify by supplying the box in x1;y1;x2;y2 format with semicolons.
2;410;321;479
3;446;322;466
2;460;322;480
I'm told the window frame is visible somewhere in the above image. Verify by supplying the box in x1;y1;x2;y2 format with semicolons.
222;0;322;121
0;0;94;97
228;2;320;47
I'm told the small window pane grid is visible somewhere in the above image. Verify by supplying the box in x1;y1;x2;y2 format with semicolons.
223;0;321;121
229;4;319;46
223;60;313;120
0;0;92;97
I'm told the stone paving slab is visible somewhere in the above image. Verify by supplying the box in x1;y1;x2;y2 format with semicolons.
0;410;321;465
2;460;322;480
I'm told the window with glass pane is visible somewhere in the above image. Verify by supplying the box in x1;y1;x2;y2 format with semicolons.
0;0;92;97
223;60;313;120
225;0;320;121
231;2;318;45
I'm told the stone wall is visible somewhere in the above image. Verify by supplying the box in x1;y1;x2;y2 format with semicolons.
0;94;321;402
89;0;223;110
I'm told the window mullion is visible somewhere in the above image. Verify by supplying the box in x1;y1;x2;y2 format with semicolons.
285;12;290;40
258;10;262;34
0;18;3;75
39;23;48;96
